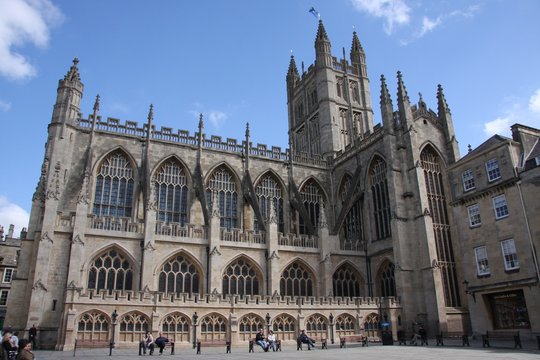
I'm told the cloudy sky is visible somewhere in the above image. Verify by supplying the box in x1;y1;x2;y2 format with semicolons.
0;0;539;235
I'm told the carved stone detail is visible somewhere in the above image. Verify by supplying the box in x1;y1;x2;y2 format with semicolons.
33;279;48;291
40;232;53;244
72;234;85;246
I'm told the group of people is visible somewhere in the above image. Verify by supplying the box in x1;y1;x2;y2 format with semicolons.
254;329;278;352
141;331;170;355
1;329;35;360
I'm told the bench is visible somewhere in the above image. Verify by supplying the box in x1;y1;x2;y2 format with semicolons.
248;338;281;352
482;331;521;349
138;340;175;355
339;334;367;348
435;332;469;347
75;338;110;348
297;336;327;350
196;339;231;354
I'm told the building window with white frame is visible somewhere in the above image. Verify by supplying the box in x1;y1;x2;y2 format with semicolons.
493;194;509;219
486;158;501;182
2;268;13;283
0;290;8;306
467;204;481;227
462;169;475;191
474;246;490;276
501;239;519;271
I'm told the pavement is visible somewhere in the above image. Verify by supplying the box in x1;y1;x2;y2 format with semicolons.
32;339;540;360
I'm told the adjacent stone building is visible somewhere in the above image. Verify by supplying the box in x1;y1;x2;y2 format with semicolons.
0;225;23;330
5;21;538;350
448;124;540;335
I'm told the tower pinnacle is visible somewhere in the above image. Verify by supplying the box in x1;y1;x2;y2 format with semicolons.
64;58;81;82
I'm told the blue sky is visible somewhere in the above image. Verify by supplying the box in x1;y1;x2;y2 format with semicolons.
1;0;539;234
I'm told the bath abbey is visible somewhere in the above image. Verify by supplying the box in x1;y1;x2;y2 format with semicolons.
4;20;539;350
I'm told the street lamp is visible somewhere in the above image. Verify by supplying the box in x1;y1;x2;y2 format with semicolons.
192;312;198;349
329;313;334;344
109;310;118;356
265;313;271;333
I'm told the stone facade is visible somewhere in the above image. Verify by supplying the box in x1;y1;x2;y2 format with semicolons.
0;225;23;330
8;20;524;350
448;124;540;336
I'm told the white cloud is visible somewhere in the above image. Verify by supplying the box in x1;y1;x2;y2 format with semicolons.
419;16;442;37
0;100;12;112
0;0;64;81
483;116;513;137
529;89;540;114
350;0;411;35
0;196;30;237
208;110;228;129
450;4;481;19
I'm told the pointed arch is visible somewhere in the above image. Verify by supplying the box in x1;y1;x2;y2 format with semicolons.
376;260;396;297
86;245;135;292
238;313;265;341
363;312;381;340
298;177;326;235
254;170;285;233
119;311;150;342
420;144;461;307
304;313;328;338
271;313;296;341
368;155;391;240
152;156;191;226
338;173;364;251
419;141;448;168
205;163;241;229
160;311;191;343
199;312;228;341
222;255;263;296
332;261;364;298
335;313;356;336
279;259;317;297
92;147;137;218
76;310;110;341
157;251;202;295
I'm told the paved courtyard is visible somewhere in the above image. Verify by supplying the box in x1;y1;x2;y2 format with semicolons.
32;340;540;360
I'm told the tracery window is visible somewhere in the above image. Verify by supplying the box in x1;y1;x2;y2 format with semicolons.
206;166;238;229
378;262;396;297
222;258;260;296
238;314;265;341
339;108;350;149
369;157;391;240
271;314;296;341
280;261;314;297
255;174;284;233
333;263;362;298
154;159;188;225
199;313;227;341
421;146;461;307
305;314;327;338
335;314;356;337
77;311;109;341
93;150;134;218
363;313;380;339
309;116;321;156
161;312;190;343
339;175;363;251
119;312;149;342
158;253;200;295
87;248;133;292
299;179;324;235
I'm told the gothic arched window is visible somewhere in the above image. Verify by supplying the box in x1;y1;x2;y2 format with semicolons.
161;312;190;343
333;263;362;298
119;312;149;342
200;313;227;341
378;262;396;297
280;261;314;297
364;313;380;339
158;253;200;295
154;158;188;225
93;150;134;218
206;166;238;229
421;146;461;307
272;314;296;341
335;314;356;337
255;174;284;233
238;314;265;341
369;157;391;240
305;314;328;338
299;179;324;235
87;248;133;292
339;175;363;251
222;258;260;296
77;311;109;341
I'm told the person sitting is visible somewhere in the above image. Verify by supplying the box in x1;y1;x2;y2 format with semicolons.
298;330;315;350
255;329;269;352
16;339;34;360
2;333;17;360
154;332;169;355
418;325;428;346
141;331;155;355
266;330;277;352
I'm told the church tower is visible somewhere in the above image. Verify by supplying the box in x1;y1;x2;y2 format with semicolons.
286;21;374;159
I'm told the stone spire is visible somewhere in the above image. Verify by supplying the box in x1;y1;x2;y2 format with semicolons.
63;58;81;82
52;58;84;126
437;84;459;161
91;94;100;130
314;20;332;68
396;71;413;130
350;31;367;77
380;75;394;134
146;104;154;140
286;54;300;83
244;122;250;169
437;84;451;116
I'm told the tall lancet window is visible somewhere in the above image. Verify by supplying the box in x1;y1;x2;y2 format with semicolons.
339;175;363;251
369;157;391;240
339;109;350;149
255;174;284;233
154;158;188;225
421;146;461;307
206;166;238;229
299;179;324;235
93;150;134;218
